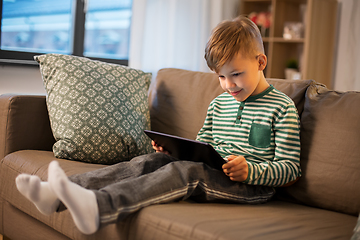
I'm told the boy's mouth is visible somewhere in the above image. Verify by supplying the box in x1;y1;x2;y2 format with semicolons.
229;90;242;96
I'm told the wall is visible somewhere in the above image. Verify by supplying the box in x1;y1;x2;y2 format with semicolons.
0;65;46;95
0;0;359;94
333;0;360;91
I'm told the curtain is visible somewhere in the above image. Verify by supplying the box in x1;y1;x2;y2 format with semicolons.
129;0;239;76
333;0;360;91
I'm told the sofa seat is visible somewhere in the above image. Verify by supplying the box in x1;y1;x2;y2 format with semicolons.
0;150;357;240
133;201;356;240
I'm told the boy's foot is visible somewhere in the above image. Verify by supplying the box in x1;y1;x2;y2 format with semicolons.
48;161;99;235
15;174;60;215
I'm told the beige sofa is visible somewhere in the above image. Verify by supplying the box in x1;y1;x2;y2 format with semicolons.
0;68;359;240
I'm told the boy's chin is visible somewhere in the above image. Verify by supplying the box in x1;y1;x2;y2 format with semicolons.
232;94;249;102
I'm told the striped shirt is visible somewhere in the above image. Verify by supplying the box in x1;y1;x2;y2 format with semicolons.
196;85;301;187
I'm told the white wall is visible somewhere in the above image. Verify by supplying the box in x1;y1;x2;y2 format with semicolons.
0;65;46;95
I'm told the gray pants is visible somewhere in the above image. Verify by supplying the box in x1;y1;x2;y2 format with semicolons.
65;153;275;226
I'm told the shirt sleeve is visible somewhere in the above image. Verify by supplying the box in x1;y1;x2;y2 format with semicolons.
244;102;301;187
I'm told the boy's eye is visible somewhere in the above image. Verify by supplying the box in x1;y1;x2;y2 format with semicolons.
218;75;225;80
232;72;243;77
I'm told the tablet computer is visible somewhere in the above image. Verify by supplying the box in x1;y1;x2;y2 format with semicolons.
144;130;227;170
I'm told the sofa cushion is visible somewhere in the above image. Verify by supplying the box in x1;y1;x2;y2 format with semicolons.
128;201;356;240
149;68;313;140
282;84;360;216
34;54;153;164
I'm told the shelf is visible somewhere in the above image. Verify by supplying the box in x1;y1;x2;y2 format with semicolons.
263;37;305;43
272;37;305;43
239;0;338;88
242;0;271;2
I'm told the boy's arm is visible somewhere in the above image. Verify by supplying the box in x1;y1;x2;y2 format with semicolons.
196;102;215;144
243;103;301;187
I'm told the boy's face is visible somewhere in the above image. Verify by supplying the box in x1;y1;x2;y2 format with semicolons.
217;52;268;102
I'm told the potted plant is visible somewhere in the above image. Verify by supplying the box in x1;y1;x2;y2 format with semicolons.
285;59;301;80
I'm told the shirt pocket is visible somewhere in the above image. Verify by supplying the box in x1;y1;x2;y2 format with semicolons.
248;123;271;148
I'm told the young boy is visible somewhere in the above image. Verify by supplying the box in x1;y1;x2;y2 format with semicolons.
15;16;301;235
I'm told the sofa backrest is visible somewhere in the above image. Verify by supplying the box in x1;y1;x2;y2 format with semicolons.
148;68;223;140
266;78;314;114
281;84;360;216
149;68;313;140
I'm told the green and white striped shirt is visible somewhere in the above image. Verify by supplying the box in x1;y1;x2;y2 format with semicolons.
196;85;301;187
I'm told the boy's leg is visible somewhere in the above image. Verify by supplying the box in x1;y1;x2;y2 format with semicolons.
16;153;173;219
15;174;60;215
68;152;176;190
91;159;275;225
56;152;177;212
48;161;99;235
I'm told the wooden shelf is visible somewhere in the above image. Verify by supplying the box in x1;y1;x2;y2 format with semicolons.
243;0;271;2
239;0;338;88
266;37;305;43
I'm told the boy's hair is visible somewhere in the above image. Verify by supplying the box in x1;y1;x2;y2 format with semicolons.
205;16;265;73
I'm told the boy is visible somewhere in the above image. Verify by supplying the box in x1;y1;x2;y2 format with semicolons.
15;16;301;235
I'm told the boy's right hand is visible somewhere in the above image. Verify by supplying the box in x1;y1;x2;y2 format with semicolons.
151;141;170;155
222;155;249;182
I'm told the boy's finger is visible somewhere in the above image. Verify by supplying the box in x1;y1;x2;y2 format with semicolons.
223;156;241;169
224;165;246;175
227;155;237;161
222;161;235;170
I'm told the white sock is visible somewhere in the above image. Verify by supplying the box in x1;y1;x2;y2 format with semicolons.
15;174;60;215
48;161;99;235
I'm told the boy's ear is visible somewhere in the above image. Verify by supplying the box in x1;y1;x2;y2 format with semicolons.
257;54;267;71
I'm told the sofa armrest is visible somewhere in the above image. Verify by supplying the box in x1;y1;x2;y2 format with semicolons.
0;94;55;159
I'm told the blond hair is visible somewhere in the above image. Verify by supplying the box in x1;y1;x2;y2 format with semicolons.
205;16;264;73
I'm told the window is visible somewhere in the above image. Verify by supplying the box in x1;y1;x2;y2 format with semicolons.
0;0;132;65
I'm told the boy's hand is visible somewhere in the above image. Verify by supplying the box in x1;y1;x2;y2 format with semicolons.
151;141;170;155
222;155;248;182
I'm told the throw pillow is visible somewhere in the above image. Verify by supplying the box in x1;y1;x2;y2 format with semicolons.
352;214;360;240
35;54;154;164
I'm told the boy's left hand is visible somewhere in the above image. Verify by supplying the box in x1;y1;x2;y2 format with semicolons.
151;140;170;155
222;155;249;182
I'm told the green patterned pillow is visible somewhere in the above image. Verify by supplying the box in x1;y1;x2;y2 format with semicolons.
34;53;154;164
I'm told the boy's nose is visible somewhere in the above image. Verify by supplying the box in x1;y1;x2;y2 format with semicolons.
225;78;236;88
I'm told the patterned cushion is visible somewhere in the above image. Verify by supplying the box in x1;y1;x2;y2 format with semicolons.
352;214;360;240
34;54;154;164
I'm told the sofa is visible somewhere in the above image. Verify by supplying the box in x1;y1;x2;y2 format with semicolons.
0;67;359;240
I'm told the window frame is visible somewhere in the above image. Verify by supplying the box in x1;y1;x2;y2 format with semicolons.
0;0;129;66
